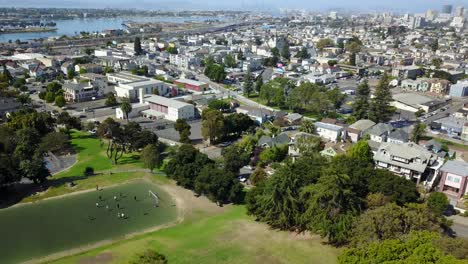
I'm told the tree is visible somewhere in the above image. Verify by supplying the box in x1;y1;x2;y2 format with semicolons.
165;144;212;189
222;144;251;174
67;68;75;80
129;249;167;264
295;135;322;156
243;70;253;97
237;49;244;61
349;203;444;247
134;37;142;55
281;41;291;61
166;46;178;54
208;99;230;112
17;93;31;106
353;80;371;119
427;192;449;216
369;73;395;123
224;54;237;68
430;38;439;52
340;231;464;264
201;109;225;144
250;167;267;186
175;118;191;144
316;38;335;51
194;163;242;206
299;119;315;134
411;123;427;143
348;140;373;164
255;75;263;93
120;98;132;121
328;60;338;67
301;170;362;245
54;95;66;107
368;169;419;205
141;144;161;172
39;131;70;154
415;108;425;118
432;58;443;69
295;47;310;59
349;52;357;66
105;93;117;106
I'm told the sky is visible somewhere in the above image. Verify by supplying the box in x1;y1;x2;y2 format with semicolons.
0;0;467;13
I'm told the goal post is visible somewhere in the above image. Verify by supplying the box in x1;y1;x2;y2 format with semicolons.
148;190;159;206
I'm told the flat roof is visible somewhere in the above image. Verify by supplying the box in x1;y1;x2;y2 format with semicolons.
392;93;434;107
107;71;148;83
175;78;208;87
144;95;192;109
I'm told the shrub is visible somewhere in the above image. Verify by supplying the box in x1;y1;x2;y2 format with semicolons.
84;167;94;176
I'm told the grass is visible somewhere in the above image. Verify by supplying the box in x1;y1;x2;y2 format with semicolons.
0;181;177;264
49;206;341;264
54;130;144;179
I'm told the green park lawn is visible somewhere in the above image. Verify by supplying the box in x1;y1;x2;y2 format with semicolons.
49;206;340;264
1;130;340;264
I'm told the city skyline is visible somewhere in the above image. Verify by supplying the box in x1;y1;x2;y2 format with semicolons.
0;0;467;13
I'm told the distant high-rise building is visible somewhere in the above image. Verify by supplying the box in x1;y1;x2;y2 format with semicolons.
425;9;437;21
455;6;465;17
442;5;453;14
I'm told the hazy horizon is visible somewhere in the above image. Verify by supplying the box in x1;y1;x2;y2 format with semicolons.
0;0;467;13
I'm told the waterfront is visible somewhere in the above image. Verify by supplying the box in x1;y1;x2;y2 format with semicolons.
0;16;227;42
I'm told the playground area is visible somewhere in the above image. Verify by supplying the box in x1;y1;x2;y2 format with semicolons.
0;180;177;264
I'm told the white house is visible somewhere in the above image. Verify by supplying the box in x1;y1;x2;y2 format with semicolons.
315;121;345;142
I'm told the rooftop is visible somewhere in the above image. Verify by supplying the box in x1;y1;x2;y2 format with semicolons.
441;160;468;177
144;95;192;109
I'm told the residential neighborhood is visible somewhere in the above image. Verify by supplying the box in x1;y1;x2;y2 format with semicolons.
0;3;468;264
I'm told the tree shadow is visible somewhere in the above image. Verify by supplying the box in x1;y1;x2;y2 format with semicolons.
0;175;88;209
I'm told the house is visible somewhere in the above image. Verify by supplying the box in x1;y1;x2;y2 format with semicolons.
173;79;209;92
315;120;346;142
74;64;103;74
288;132;317;158
438;160;468;205
434;116;466;136
236;106;271;124
366;123;393;143
373;142;443;186
387;129;409;144
391;66;422;79
347;119;376;143
428;79;451;95
462;123;468;142
61;61;74;75
258;133;290;148
449;80;468;97
63;80;100;102
320;142;351;159
424;139;443;153
284;113;303;125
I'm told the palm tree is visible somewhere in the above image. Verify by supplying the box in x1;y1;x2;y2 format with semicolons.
120;98;132;122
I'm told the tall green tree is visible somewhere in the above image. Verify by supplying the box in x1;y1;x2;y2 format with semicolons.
281;41;291;61
141;144;161;172
411;123;427;143
353;80;371;119
299;119;315;134
105;93;117;106
301;169;362;245
224;54;237;68
201;109;225;144
349;203;444;247
243;70;253;97
255;74;263;93
348;140;373;163
427;192;449;216
369;73;394;123
134;37;143;55
175;118;191;144
120;98;132;121
340;231;464;264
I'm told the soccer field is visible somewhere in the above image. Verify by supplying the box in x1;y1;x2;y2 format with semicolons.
0;180;177;264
